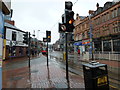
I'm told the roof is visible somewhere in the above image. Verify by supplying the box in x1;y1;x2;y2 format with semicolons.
4;22;19;29
79;16;86;20
4;22;26;33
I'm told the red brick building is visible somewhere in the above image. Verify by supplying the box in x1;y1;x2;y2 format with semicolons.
74;1;120;54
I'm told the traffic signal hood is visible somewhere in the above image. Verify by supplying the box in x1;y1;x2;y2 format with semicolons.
23;32;28;44
65;1;73;10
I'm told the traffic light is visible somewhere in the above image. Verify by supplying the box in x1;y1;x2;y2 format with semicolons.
65;8;75;32
46;31;51;42
58;1;74;33
23;32;28;44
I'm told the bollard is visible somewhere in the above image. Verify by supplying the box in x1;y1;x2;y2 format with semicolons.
63;52;66;61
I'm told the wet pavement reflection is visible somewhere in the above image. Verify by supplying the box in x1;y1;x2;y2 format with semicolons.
2;54;85;88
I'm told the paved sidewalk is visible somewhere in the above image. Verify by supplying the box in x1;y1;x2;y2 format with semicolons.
2;54;85;88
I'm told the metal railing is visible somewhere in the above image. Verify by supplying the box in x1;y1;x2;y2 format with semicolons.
92;51;120;61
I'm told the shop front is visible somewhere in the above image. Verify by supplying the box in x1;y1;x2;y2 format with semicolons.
74;39;91;60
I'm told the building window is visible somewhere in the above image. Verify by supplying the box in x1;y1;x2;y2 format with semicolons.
12;31;16;41
113;22;119;33
82;33;85;39
114;9;117;17
96;31;100;38
118;7;120;16
104;14;106;21
107;13;110;20
112;10;114;18
102;15;105;22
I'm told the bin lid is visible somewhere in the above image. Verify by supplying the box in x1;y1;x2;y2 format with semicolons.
83;61;107;68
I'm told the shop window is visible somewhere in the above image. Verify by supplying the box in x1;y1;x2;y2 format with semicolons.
103;40;111;51
113;39;120;51
94;41;102;51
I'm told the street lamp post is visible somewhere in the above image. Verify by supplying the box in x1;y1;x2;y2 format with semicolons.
37;30;40;56
89;10;94;61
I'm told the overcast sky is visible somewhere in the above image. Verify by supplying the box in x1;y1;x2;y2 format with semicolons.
11;0;113;44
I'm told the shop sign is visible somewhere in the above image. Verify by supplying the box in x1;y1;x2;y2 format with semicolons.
97;76;108;86
82;39;90;45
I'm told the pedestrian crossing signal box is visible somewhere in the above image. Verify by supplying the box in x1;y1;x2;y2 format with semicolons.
82;61;109;90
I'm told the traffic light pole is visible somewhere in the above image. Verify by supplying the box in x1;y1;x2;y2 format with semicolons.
28;32;31;68
64;8;69;87
65;32;69;81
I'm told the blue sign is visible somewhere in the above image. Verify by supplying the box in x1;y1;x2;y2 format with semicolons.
74;42;82;46
0;10;4;90
0;10;4;38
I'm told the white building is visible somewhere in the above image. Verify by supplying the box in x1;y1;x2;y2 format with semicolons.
3;22;28;60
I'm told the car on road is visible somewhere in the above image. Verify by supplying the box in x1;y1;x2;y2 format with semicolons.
41;47;47;55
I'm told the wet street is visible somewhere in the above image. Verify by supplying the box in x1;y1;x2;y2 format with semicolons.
50;51;120;90
2;54;85;88
2;52;119;89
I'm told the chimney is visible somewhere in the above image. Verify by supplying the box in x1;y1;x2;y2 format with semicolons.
96;3;99;9
76;13;79;19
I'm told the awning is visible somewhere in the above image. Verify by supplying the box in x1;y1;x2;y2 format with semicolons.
74;42;82;46
74;41;91;46
82;43;91;46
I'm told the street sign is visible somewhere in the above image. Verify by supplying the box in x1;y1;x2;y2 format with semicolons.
61;24;66;31
43;38;47;42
